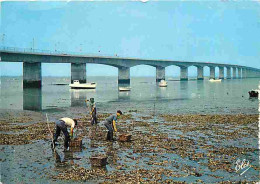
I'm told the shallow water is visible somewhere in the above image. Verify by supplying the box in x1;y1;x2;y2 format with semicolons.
0;76;259;183
0;76;259;116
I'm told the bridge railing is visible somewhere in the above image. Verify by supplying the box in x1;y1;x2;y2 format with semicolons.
0;46;116;58
0;46;79;55
1;46;260;71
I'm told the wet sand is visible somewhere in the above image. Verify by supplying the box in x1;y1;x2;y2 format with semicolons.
0;110;259;183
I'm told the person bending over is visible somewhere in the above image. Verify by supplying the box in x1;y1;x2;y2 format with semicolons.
52;117;77;149
104;110;122;141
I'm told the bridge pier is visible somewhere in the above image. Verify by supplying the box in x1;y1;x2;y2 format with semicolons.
180;66;188;81
156;66;165;82
197;66;204;80
71;63;86;83
237;68;241;79
242;68;247;78
118;67;130;85
210;66;215;79
247;70;260;78
250;70;255;78
254;71;258;77
219;67;224;79
226;67;231;79
247;69;252;78
23;88;42;111
257;71;260;78
232;67;237;79
23;62;42;88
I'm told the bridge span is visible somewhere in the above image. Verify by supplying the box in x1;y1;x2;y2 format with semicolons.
1;47;260;88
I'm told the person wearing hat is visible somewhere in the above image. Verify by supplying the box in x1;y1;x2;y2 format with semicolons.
52;117;78;149
104;110;122;141
86;98;98;125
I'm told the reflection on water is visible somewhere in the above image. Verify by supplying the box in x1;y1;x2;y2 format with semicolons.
180;81;188;90
71;89;87;107
118;91;130;100
23;88;42;111
70;88;97;107
0;76;259;114
53;149;74;169
118;83;130;88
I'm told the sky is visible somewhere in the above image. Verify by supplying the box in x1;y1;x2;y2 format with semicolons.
0;0;260;77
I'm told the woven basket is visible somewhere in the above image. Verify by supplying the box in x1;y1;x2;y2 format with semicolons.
69;138;82;148
90;156;108;167
119;134;132;142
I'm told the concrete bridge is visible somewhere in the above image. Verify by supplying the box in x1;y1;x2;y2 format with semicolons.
1;47;260;88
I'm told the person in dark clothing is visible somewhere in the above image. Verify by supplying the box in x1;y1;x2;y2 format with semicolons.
86;98;98;125
104;110;122;141
90;98;98;125
52;117;78;149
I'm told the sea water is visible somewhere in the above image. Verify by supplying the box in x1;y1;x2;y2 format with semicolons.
0;76;259;115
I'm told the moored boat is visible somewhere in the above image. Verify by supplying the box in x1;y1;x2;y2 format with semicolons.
159;80;167;87
248;90;259;98
209;79;222;82
69;80;96;89
119;87;131;92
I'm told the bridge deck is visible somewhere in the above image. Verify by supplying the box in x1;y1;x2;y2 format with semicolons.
1;47;259;71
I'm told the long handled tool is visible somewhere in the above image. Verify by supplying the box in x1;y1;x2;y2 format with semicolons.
85;98;93;122
46;113;55;150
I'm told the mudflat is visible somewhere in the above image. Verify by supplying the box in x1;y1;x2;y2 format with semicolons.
0;110;259;183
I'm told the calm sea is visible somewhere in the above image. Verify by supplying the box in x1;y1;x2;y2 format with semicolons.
0;76;259;115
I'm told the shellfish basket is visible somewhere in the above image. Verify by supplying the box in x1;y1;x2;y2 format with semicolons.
69;138;82;148
90;156;108;167
119;134;132;142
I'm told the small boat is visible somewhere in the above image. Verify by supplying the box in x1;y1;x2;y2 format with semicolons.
159;80;167;87
119;87;131;92
69;80;96;89
248;90;259;98
209;79;222;82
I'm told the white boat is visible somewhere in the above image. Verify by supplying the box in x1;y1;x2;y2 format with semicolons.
69;80;97;89
119;87;131;91
248;89;259;98
159;80;167;87
209;79;222;82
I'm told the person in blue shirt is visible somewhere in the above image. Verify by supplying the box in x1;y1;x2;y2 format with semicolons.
104;110;122;141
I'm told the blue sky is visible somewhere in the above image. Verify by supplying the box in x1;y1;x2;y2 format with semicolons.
1;0;260;77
